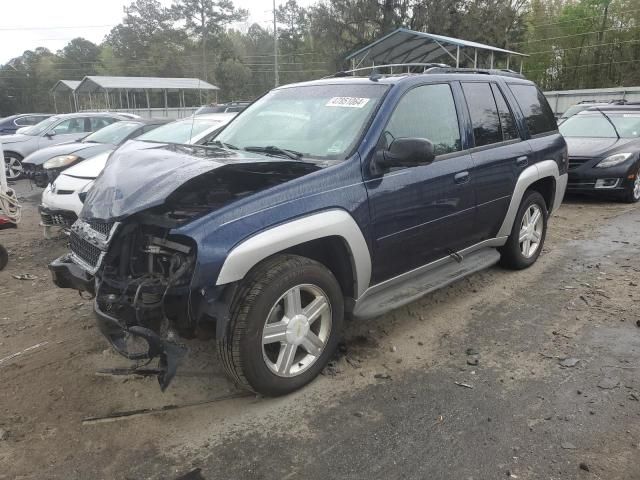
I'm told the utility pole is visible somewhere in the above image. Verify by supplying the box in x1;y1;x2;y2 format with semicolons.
273;0;279;87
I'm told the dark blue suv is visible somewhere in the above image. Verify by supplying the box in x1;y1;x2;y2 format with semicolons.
50;68;567;395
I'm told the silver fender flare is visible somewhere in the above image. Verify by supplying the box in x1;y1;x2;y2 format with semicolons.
497;159;568;238
216;209;372;297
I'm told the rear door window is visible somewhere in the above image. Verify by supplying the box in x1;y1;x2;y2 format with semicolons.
90;117;116;131
491;84;520;141
461;82;502;147
508;84;557;136
384;83;462;156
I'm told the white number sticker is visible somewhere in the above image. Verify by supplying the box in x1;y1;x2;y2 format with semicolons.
326;97;371;108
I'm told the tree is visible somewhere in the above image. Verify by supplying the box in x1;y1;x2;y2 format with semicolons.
171;0;248;81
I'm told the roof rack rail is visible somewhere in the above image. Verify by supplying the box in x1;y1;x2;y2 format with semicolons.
328;64;525;80
423;67;525;79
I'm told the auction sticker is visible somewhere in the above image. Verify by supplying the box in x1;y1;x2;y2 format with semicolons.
326;97;370;108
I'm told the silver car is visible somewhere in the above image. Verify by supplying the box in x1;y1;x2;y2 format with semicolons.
1;112;131;180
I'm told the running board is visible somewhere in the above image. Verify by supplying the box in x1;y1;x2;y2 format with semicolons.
352;248;501;319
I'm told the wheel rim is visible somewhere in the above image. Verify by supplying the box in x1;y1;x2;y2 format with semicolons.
261;284;332;378
519;204;543;258
4;156;22;179
633;168;640;200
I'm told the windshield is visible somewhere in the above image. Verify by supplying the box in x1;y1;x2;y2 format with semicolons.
560;104;591;119
560;112;640;138
82;121;141;145
137;118;224;144
195;105;227;115
215;84;388;160
21;115;61;136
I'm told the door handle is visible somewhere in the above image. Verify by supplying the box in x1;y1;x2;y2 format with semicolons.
516;156;528;167
454;171;470;184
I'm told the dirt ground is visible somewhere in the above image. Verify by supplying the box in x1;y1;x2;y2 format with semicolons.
0;181;638;480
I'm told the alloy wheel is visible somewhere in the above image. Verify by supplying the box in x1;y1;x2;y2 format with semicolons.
634;167;640;200
519;204;544;258
262;283;332;378
4;155;23;180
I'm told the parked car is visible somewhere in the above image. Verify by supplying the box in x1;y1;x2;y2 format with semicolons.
50;69;567;396
560;104;640;202
557;100;626;125
24;118;170;188
2;112;131;180
194;101;250;115
39;113;236;236
0;114;52;135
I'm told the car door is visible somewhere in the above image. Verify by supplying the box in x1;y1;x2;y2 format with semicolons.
364;82;476;283
460;81;532;242
38;117;91;149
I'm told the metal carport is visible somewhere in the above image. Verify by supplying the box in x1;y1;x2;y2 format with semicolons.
345;28;528;73
73;76;220;117
50;80;81;113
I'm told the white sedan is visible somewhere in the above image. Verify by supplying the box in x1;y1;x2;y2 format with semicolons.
40;113;236;238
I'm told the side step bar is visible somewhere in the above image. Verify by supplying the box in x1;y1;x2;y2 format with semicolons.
353;248;501;319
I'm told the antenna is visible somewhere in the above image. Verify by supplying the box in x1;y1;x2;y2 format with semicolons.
273;0;279;87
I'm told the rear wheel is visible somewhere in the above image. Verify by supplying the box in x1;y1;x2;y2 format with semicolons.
622;166;640;203
4;152;24;180
499;190;548;270
218;254;344;396
0;244;8;271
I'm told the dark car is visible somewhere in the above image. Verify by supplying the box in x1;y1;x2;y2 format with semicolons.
560;105;640;203
0;113;52;135
194;101;250;115
50;67;567;395
23;118;170;187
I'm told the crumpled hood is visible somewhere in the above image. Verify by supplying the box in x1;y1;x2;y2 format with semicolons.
22;142;113;166
0;133;31;144
564;137;638;158
62;150;113;179
80;140;319;221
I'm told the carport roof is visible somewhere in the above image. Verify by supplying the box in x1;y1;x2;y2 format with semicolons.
74;76;219;93
345;28;527;66
50;80;81;93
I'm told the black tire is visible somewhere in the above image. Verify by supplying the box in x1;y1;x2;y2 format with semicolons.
4;152;24;181
622;165;640;203
0;244;8;271
499;190;548;270
218;254;344;396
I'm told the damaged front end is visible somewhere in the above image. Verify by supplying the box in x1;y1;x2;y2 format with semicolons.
49;142;320;390
52;219;200;390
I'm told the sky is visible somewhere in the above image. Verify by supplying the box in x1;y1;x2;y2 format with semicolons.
0;0;316;64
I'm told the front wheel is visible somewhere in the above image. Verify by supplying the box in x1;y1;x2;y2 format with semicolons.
499;190;548;270
4;152;24;180
622;166;640;203
218;254;344;396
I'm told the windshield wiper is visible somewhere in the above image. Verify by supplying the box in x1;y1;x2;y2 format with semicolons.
210;140;239;150
244;145;303;160
595;108;620;139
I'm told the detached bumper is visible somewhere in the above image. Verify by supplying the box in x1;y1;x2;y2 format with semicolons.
49;253;186;390
49;254;95;294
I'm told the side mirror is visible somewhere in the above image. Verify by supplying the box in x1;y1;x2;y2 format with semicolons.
373;137;435;173
45;131;57;139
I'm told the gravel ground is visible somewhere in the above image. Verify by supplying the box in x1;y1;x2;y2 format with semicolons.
0;181;638;480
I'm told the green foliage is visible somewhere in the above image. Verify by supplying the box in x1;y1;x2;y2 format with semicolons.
1;0;639;115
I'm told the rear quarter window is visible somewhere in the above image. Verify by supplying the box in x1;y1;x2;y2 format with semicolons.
508;84;557;136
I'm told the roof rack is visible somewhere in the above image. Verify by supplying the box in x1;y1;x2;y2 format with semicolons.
423;67;525;79
329;63;525;80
